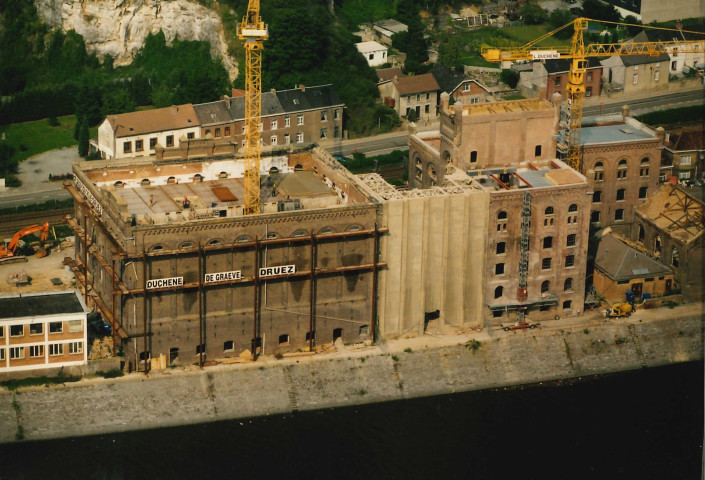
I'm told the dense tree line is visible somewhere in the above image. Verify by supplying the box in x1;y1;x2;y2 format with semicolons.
0;2;230;126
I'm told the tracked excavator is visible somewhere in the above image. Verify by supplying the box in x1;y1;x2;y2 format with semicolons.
0;222;50;264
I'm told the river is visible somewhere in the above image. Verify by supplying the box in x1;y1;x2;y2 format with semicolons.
0;361;702;479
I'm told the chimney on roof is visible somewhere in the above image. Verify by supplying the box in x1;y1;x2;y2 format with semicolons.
222;95;231;108
299;84;306;92
655;126;666;145
622;104;630;121
393;75;398;84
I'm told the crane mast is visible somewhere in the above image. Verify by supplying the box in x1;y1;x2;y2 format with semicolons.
238;1;268;215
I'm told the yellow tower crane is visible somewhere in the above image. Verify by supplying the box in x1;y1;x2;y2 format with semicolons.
482;17;705;172
238;1;268;215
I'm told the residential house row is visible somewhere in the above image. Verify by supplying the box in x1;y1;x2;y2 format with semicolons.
98;85;344;161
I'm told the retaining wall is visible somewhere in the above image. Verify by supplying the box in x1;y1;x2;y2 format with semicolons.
0;310;701;443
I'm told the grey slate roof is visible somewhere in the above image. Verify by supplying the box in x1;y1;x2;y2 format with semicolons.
0;291;86;320
193;100;232;126
621;52;671;66
430;65;472;94
228;92;285;120
276;85;343;113
543;57;602;74
595;234;672;281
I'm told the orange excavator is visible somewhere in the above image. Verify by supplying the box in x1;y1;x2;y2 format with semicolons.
0;222;50;263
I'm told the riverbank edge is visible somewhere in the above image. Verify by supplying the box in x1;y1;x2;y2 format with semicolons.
0;309;701;444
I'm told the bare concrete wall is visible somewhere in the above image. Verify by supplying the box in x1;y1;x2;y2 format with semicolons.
377;189;490;337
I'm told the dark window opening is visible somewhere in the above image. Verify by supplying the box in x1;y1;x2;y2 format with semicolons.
496;242;506;254
306;331;316;341
169;348;179;364
278;334;290;346
196;344;206;354
333;328;343;342
470;151;478;163
543;237;553;249
495;263;505;275
493;310;503;318
494;286;503;299
223;341;234;351
535;145;542;156
562;300;572;309
565;255;575;267
541;281;550;293
564;278;573;291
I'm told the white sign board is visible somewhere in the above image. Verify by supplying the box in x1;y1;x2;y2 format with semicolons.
531;50;560;60
146;276;183;290
259;265;296;278
204;270;242;283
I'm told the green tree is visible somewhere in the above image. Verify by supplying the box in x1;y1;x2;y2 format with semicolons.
582;0;621;23
102;87;136;116
519;2;547;25
150;83;174;108
438;37;461;68
548;9;574;39
78;118;89;157
0;143;17;176
73;114;83;141
500;69;519;88
624;15;643;37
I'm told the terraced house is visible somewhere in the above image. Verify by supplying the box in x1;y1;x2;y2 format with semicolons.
97;85;344;161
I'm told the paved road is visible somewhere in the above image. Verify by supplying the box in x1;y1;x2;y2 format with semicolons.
583;89;704;117
0;189;71;209
323;133;411;158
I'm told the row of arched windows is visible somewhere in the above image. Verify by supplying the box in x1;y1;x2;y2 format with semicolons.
113;166;301;189
146;225;364;252
593;157;651;182
494;278;574;299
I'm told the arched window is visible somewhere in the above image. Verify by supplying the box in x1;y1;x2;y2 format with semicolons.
218;171;228;179
269;166;279;175
319;227;334;234
346;225;362;232
654;235;662;255
494;286;503;299
294;164;303;171
617;159;628;179
114;181;124;188
497;211;508;232
179;241;194;249
292;229;307;237
427;164;437;181
564;278;573;292
568;204;578;212
638;224;645;243
640;157;650;177
141;178;151;186
167;176;176;184
208;239;222;246
236;235;252;243
149;245;164;252
544;206;555;226
443;151;452;165
193;174;204;183
541;280;550;293
593;161;605;181
671;247;679;268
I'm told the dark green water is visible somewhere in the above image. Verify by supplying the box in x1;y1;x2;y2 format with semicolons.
0;361;702;480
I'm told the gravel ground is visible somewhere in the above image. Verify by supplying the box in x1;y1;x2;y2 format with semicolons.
0;147;80;197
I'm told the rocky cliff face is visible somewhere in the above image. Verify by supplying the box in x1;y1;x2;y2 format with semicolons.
34;0;238;80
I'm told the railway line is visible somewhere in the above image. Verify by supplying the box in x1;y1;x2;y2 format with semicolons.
0;208;73;239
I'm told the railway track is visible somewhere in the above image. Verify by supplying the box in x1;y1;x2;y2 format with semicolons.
0;208;73;238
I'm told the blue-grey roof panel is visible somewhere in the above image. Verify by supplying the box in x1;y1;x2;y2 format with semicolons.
579;124;653;146
519;169;553;188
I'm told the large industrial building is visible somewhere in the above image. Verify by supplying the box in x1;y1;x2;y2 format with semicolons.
68;127;592;370
67;144;382;370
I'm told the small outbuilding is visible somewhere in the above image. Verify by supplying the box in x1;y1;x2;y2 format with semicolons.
356;41;388;67
594;232;674;303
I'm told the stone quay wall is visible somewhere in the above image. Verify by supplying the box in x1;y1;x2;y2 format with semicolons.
0;306;701;443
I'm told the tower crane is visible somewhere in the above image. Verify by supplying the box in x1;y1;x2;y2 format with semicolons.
238;0;268;215
482;17;705;172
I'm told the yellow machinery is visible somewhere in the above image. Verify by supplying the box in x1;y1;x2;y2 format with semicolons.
482;17;705;172
606;302;633;318
238;1;268;215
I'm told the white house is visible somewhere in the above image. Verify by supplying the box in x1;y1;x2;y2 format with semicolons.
356;41;389;67
0;290;89;374
98;104;201;160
